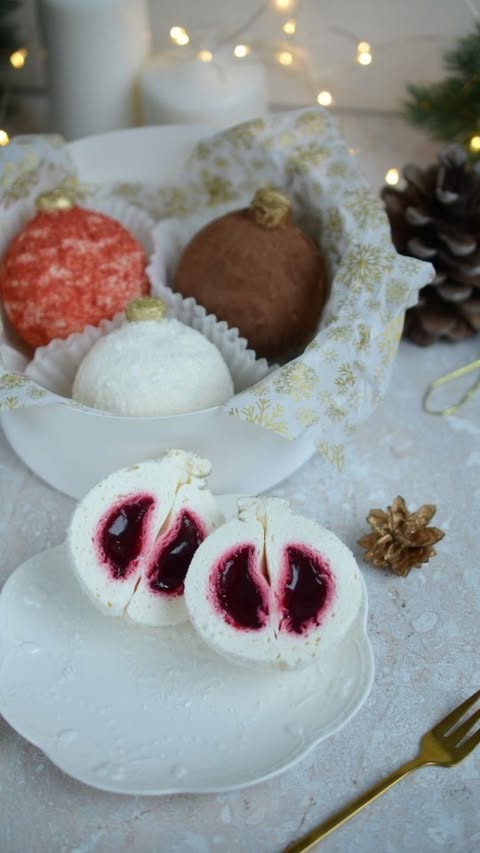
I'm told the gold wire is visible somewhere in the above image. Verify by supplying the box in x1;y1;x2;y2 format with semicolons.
422;359;480;416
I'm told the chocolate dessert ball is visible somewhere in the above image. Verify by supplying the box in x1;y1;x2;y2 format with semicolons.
174;188;327;360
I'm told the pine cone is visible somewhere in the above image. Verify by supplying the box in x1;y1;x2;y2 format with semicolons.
382;145;480;345
358;496;445;577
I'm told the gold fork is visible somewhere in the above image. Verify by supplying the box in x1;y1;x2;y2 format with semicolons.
285;688;480;853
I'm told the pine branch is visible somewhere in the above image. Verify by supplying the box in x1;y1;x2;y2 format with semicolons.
404;25;480;158
0;0;20;58
444;22;480;76
0;0;19;21
0;0;21;127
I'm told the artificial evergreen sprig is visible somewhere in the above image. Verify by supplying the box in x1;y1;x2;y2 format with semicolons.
0;0;20;54
404;24;480;159
0;0;21;131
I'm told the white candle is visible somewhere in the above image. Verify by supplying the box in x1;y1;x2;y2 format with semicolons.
38;0;151;140
140;49;268;128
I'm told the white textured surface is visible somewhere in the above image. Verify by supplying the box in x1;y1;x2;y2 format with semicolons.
1;336;479;852
1;102;479;853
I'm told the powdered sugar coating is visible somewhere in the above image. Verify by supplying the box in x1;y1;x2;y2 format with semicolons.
0;207;149;347
72;318;234;416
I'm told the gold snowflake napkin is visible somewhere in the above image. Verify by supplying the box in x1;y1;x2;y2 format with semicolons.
0;111;433;471
150;108;434;469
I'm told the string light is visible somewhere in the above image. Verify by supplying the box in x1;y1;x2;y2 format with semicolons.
469;135;480;152
283;18;296;34
356;40;372;65
1;48;27;146
317;90;333;106
274;0;292;10
9;48;28;69
385;168;400;185
234;43;251;58
169;26;190;46
276;50;293;66
162;14;385;118
357;50;372;65
169;26;184;40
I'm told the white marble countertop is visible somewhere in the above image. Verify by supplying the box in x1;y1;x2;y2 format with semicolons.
1;104;479;851
1;329;479;852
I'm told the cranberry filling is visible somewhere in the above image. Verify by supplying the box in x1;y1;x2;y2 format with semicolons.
148;511;204;596
280;545;333;635
99;496;154;579
214;545;268;631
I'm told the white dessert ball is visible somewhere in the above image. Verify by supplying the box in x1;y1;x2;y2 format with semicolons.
72;316;234;416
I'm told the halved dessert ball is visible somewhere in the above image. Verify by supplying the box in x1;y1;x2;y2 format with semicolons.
67;450;223;626
184;498;363;668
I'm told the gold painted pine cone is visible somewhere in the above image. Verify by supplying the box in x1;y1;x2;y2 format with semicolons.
358;496;445;577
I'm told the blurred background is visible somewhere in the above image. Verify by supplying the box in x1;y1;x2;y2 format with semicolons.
0;0;478;186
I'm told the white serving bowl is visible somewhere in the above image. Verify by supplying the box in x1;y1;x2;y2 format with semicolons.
2;402;314;498
1;113;433;499
0;125;314;498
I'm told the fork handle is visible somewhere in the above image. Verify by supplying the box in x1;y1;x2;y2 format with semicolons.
285;756;424;853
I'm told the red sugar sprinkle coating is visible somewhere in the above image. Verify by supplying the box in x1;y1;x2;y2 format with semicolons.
0;206;149;347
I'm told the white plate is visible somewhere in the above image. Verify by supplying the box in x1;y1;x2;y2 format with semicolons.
0;542;374;795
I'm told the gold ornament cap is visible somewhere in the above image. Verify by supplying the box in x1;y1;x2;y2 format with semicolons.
250;187;292;228
125;296;167;323
36;189;75;212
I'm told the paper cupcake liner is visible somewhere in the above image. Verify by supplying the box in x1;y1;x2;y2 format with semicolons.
26;303;272;402
25;313;124;397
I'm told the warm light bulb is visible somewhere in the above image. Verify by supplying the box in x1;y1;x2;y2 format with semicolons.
470;135;480;152
234;44;251;58
357;41;371;53
317;90;333;107
0;130;10;146
357;50;372;65
385;168;400;185
170;25;189;45
197;49;213;63
276;50;293;66
275;0;292;9
283;18;296;34
9;48;27;69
